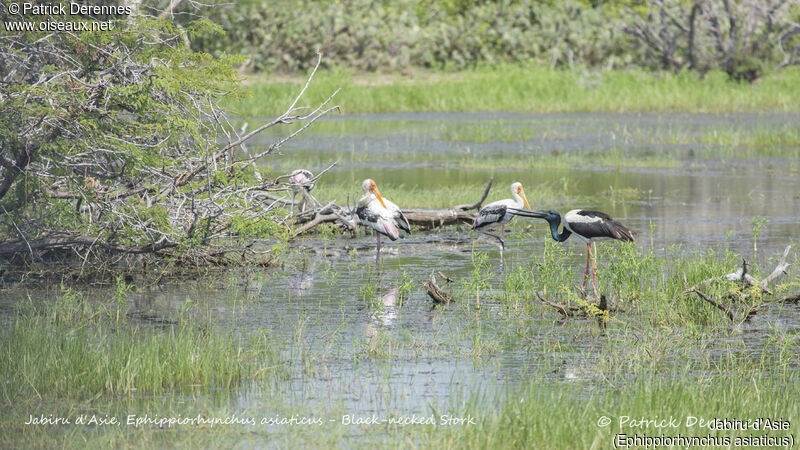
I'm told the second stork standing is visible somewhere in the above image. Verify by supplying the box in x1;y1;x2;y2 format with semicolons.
510;208;635;295
356;179;410;266
472;182;532;249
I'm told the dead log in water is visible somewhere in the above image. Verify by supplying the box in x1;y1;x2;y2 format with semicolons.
404;177;494;229
402;208;477;229
292;178;494;236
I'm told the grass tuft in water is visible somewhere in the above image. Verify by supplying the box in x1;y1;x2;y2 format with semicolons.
0;285;282;402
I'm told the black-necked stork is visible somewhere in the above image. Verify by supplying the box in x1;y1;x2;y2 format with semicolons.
509;208;635;294
290;169;315;212
356;179;410;266
472;182;531;248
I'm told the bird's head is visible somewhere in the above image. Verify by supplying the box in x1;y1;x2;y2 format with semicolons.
511;182;531;209
362;178;386;208
543;210;561;224
290;169;309;184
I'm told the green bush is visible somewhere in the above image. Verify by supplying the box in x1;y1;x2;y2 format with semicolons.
189;0;629;72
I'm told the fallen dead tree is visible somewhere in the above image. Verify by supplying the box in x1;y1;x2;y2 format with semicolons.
291;178;494;236
404;178;494;230
682;244;794;324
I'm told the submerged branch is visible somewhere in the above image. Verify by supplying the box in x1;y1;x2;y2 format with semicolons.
685;245;792;297
535;287;617;321
424;272;453;304
683;272;736;322
536;291;576;318
680;244;796;324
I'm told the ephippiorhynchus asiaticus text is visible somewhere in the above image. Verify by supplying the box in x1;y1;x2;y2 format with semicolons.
509;208;635;294
472;182;531;249
356;179;410;266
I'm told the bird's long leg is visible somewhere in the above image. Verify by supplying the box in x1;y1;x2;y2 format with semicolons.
478;230;505;250
498;224;506;262
590;243;598;297
582;242;591;288
307;192;320;209
376;231;381;268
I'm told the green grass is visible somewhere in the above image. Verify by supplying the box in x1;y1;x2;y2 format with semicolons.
0;285;283;402
230;65;800;117
454;151;680;170
2;245;799;448
423;371;799;449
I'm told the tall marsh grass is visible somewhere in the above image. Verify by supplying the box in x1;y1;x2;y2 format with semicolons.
423;372;799;449
232;66;800;116
0;285;281;402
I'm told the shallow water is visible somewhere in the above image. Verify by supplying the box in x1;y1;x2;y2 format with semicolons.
256;112;799;256
5;112;800;441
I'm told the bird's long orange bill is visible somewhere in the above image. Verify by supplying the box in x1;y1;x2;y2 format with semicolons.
375;191;387;209
520;191;531;210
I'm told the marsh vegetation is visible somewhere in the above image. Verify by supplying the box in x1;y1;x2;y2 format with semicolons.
2;111;799;448
2;1;800;447
234;66;800;117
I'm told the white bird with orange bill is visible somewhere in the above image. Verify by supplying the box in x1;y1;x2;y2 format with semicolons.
472;181;531;249
356;179;410;266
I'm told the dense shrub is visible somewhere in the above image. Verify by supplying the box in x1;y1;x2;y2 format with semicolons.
623;0;800;82
186;0;630;72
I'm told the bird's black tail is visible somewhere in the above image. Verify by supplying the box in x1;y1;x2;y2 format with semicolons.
609;220;636;242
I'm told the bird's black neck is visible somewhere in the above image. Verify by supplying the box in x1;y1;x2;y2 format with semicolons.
548;217;571;242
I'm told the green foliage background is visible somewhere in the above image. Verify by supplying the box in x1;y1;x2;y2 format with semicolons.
190;0;632;72
185;0;799;77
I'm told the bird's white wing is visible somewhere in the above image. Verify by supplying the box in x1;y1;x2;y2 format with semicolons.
473;199;516;229
383;198;410;234
357;197;400;240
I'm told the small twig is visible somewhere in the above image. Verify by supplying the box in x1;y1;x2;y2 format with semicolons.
536;291;574;318
683;272;736;321
454;177;494;211
437;271;454;283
